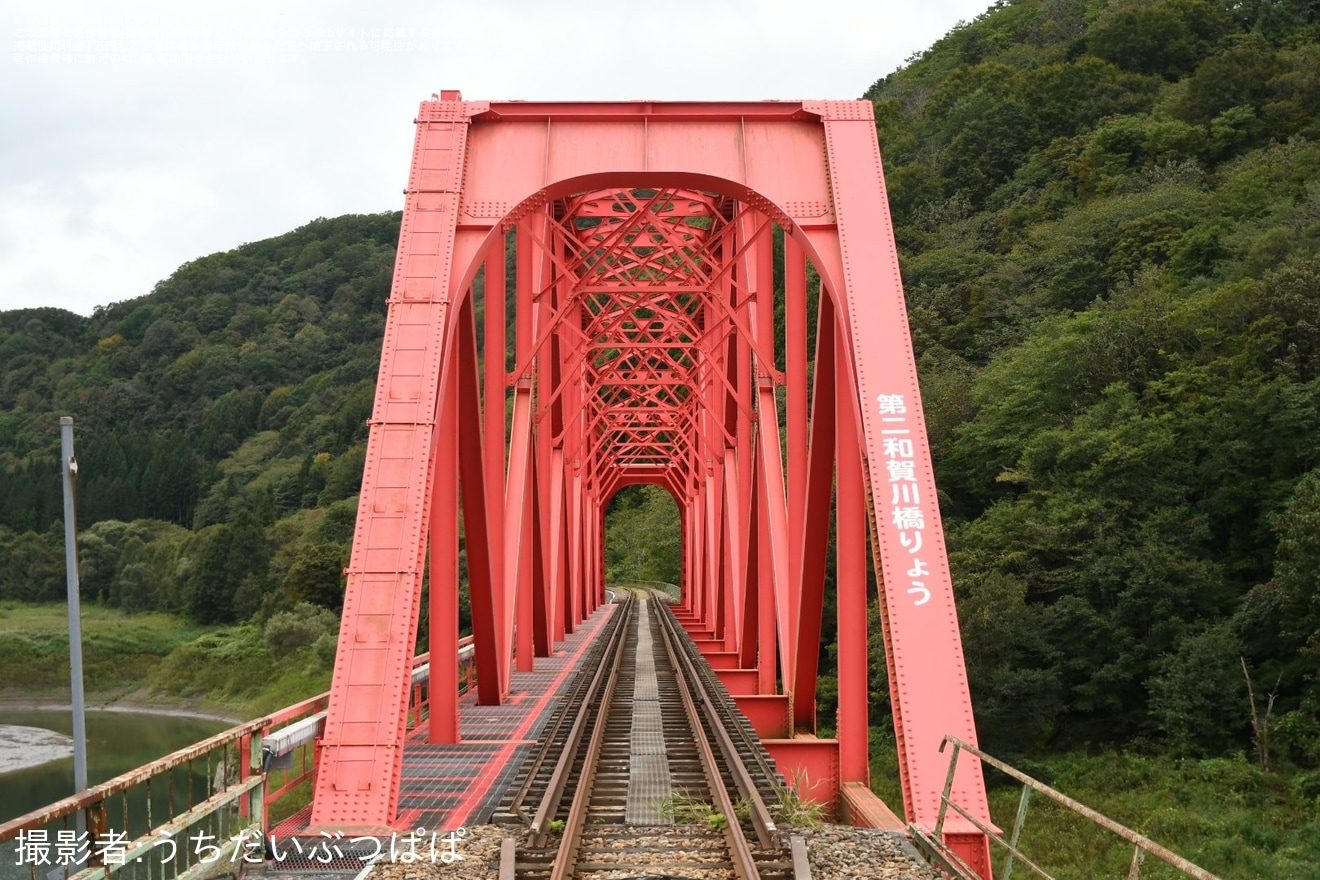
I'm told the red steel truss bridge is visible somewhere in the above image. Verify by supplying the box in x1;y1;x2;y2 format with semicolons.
304;92;994;873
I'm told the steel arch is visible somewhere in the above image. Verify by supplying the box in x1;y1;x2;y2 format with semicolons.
308;93;992;877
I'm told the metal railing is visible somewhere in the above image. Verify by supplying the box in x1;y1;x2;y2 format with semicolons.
0;637;479;880
921;736;1223;880
0;715;274;880
609;580;681;601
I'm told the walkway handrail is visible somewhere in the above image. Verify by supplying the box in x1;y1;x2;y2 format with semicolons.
0;633;481;880
610;580;681;601
930;736;1222;880
0;718;266;845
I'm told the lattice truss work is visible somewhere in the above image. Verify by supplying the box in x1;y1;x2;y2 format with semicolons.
307;94;994;878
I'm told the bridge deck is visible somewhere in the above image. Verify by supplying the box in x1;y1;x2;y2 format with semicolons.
275;602;616;836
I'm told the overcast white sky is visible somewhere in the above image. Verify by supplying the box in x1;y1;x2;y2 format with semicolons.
1;1;993;317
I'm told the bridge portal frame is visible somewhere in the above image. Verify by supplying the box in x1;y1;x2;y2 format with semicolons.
309;92;991;877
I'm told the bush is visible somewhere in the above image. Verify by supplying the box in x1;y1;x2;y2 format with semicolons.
263;603;339;659
312;631;338;669
1274;706;1320;767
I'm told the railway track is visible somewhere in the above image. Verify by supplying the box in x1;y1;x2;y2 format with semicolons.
495;592;810;880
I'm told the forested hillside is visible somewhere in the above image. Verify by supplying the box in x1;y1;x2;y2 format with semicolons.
0;213;398;621
865;0;1320;764
2;0;1320;785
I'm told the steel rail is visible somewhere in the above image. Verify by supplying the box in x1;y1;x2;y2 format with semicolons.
653;598;780;849
547;596;637;880
686;627;789;807
527;594;635;845
507;598;628;828
652;597;764;880
696;654;786;796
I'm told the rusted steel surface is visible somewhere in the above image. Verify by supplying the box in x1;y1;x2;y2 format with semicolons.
61;778;264;880
0;720;262;844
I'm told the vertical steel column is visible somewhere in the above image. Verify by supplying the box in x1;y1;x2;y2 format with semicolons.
835;324;869;783
485;229;510;697
530;456;551;657
531;232;553;654
755;447;778;695
569;464;585;628
506;393;535;674
702;472;723;643
792;292;837;730
511;218;538;674
428;350;460;744
740;471;761;675
688;497;704;624
547;450;568;643
811;99;991;872
732;245;758;673
592;496;605;607
721;452;742;654
457;294;506;707
538;259;564;648
311;95;472;829
784;232;809;709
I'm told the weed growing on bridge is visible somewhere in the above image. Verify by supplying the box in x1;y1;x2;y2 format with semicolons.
772;770;826;827
656;790;718;824
733;796;752;823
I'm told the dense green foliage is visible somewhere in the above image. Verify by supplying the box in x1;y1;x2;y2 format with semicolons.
0;214;395;623
0;600;337;717
604;486;683;586
0;602;203;693
863;0;1320;764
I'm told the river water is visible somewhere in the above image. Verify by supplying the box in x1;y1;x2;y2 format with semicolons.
0;709;230;880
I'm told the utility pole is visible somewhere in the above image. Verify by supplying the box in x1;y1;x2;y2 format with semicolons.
59;416;89;842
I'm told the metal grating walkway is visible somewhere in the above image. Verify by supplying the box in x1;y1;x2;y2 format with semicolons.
625;598;672;824
273;602;617;837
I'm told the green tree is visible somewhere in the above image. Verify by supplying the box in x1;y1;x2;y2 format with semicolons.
283;542;347;609
0;529;62;602
604;485;681;585
187;525;234;623
1087;0;1231;79
1148;623;1249;755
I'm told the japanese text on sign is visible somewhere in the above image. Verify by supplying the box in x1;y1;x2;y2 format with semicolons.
877;393;931;606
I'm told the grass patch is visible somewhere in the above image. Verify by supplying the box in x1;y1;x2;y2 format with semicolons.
989;752;1320;880
656;790;720;824
0;601;332;719
773;771;828;827
150;623;332;717
0;602;202;694
867;728;1320;879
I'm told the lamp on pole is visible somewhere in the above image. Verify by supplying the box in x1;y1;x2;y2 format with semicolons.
59;416;89;841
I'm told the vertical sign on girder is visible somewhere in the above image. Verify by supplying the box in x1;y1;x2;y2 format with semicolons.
807;99;991;876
